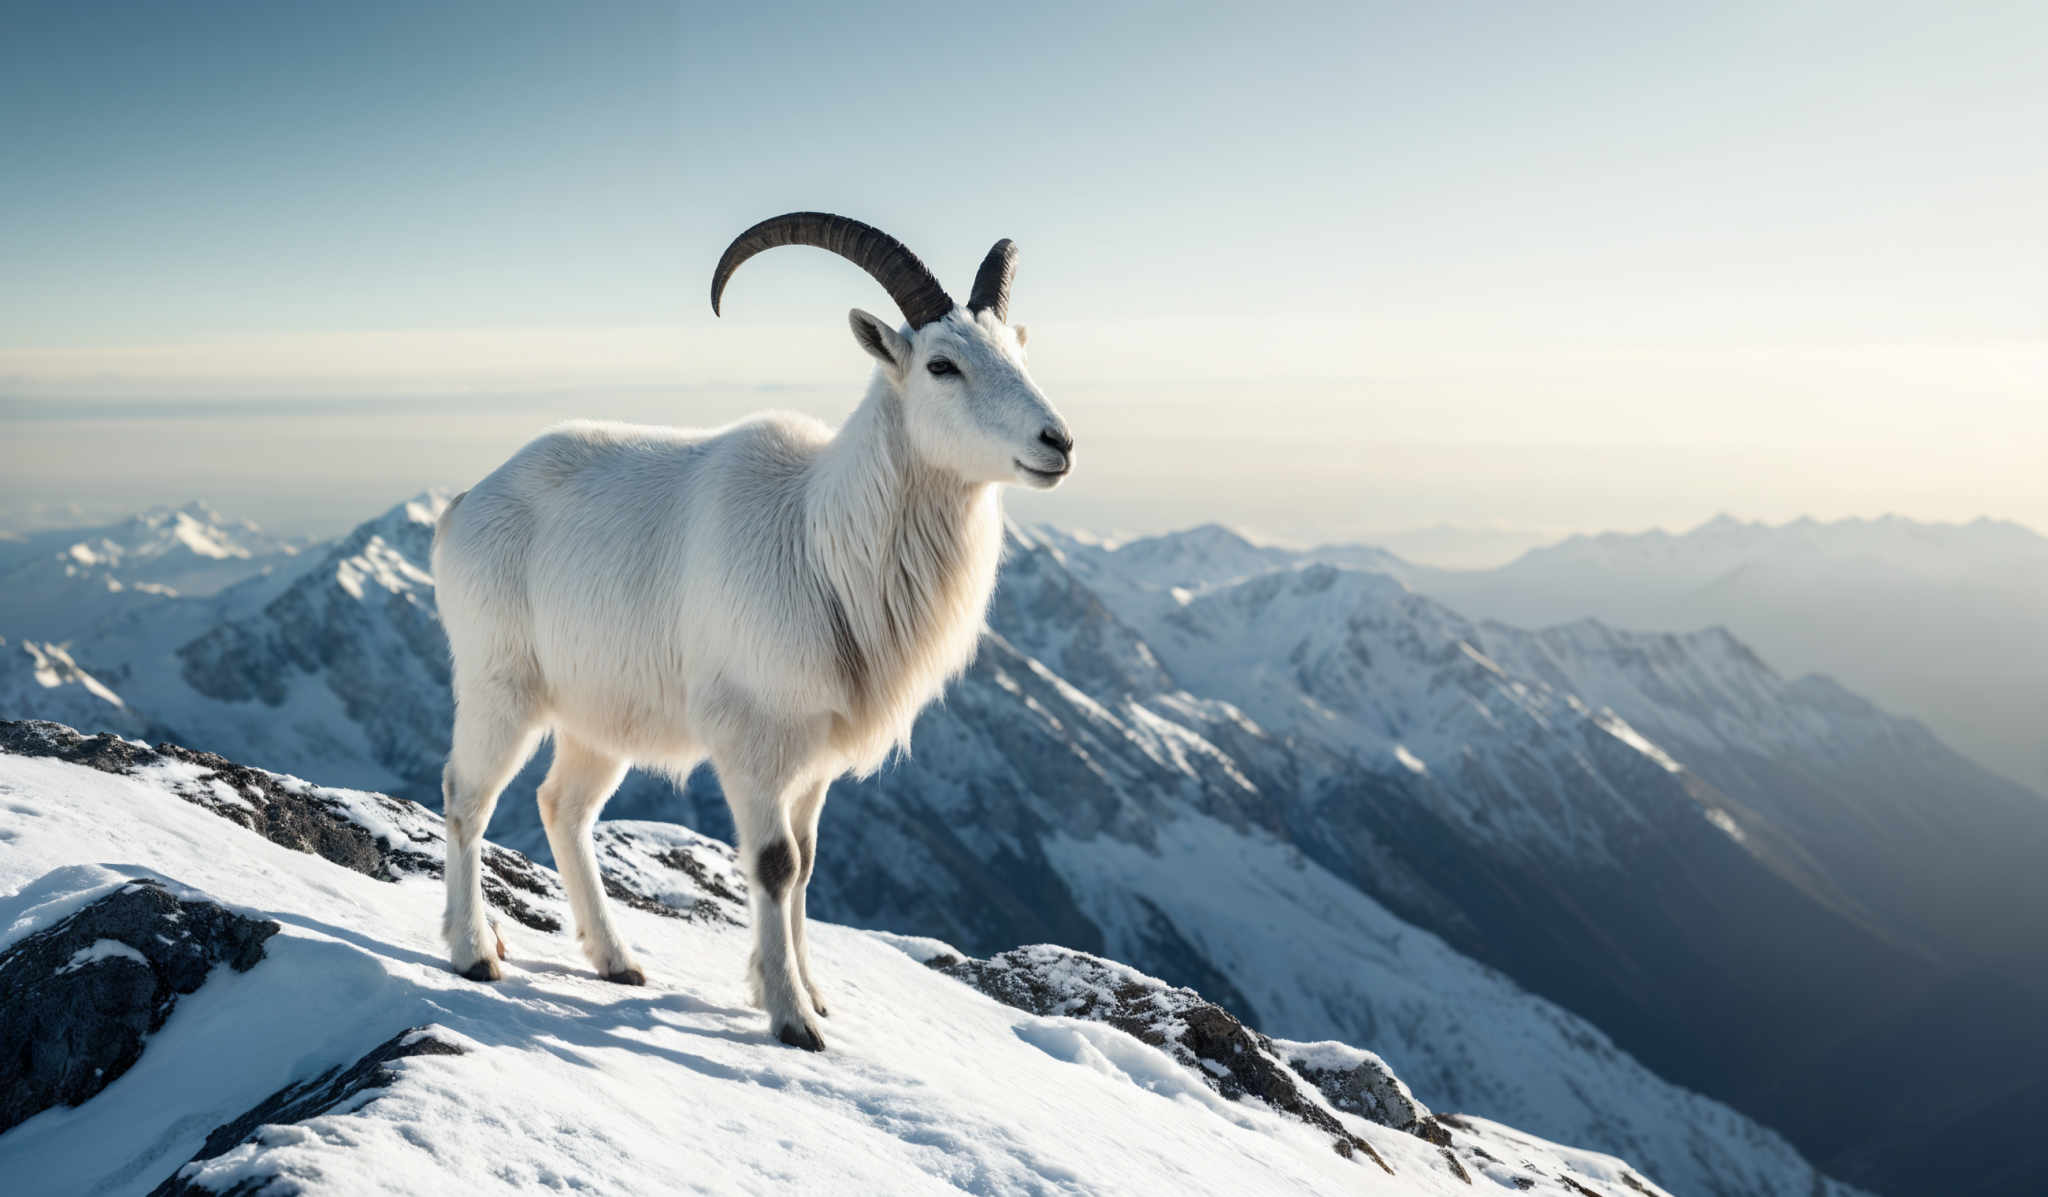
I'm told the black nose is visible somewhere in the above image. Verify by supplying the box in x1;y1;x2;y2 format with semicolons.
1039;427;1073;454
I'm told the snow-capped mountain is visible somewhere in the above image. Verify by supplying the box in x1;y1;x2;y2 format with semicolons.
0;501;310;646
0;720;1861;1197
1402;513;2048;797
4;500;2038;1194
0;636;150;740
1048;524;2048;1195
172;493;454;794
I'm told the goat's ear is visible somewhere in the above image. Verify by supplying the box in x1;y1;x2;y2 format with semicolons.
1013;323;1029;348
849;308;909;374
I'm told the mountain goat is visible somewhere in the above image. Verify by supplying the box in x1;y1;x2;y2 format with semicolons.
432;213;1072;1050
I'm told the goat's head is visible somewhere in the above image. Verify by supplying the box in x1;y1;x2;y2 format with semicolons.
711;213;1074;490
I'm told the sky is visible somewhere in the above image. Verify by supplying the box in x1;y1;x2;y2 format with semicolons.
1;0;2043;554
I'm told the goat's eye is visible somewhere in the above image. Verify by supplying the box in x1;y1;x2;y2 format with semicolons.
926;358;957;377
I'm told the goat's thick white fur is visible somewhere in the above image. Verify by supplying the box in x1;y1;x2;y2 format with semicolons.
433;305;1069;1050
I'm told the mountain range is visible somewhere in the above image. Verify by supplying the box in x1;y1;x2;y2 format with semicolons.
2;498;2042;1195
1395;513;2048;798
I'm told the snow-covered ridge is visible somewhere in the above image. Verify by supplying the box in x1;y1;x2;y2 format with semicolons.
0;721;1687;1196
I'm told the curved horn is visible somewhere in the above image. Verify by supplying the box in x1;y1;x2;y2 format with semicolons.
967;239;1018;322
710;212;955;329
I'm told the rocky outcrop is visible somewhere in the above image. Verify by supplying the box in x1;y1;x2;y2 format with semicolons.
0;720;561;932
149;1026;468;1197
0;879;278;1133
1274;1037;1432;1133
924;942;1395;1171
920;941;1687;1195
591;820;747;924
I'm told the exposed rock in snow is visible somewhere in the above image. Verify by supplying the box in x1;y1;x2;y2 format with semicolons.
150;1027;470;1197
1276;1037;1433;1134
590;820;747;925
0;721;560;934
921;941;1397;1170
0;878;278;1133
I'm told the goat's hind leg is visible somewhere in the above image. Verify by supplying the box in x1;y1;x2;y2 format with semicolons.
443;696;540;981
715;750;826;1051
537;734;640;984
789;779;829;1016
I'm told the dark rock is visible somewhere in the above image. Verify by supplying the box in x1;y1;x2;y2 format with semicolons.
1276;1038;1434;1135
588;824;746;926
0;720;561;932
0;878;278;1133
931;943;1392;1173
148;1026;466;1196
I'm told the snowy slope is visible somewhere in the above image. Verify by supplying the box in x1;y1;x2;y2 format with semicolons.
0;636;151;738
1470;618;2048;962
0;723;1693;1197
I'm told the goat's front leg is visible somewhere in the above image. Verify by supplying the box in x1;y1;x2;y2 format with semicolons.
716;750;826;1051
789;779;830;1016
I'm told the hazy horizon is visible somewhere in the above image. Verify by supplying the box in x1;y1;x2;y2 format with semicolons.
4;413;2039;573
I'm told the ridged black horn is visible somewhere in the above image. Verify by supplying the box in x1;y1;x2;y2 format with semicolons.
710;212;955;329
967;239;1018;322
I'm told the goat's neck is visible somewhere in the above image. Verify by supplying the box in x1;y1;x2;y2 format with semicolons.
807;376;1002;703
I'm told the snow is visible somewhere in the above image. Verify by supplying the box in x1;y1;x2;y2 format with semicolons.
0;747;1661;1197
1037;809;1862;1197
55;937;151;974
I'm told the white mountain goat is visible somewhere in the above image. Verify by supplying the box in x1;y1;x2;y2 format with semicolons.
432;213;1072;1050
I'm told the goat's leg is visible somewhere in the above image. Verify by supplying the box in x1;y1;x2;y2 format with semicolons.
443;698;540;981
536;734;638;983
715;755;825;1051
788;779;829;1016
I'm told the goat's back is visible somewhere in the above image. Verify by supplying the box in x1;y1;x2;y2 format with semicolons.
433;417;840;759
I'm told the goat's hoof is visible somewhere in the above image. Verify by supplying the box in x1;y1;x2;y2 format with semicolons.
602;966;647;986
809;992;830;1018
775;1020;826;1052
459;957;502;983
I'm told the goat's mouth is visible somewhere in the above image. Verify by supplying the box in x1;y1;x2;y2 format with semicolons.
1012;459;1070;488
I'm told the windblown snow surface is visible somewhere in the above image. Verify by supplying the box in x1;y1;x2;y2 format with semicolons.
0;727;1697;1197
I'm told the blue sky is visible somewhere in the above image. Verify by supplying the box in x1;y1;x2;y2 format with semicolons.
2;1;2043;542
